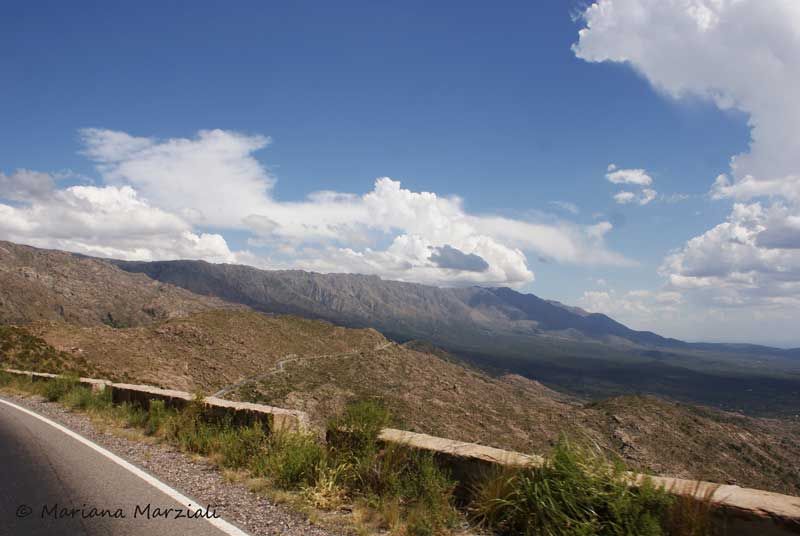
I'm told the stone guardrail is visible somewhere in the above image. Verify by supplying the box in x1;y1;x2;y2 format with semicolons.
2;368;309;433
4;368;799;535
381;428;800;535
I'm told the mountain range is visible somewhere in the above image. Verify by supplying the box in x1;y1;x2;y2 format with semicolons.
112;257;800;417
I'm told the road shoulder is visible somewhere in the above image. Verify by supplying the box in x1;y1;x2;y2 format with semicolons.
0;392;338;536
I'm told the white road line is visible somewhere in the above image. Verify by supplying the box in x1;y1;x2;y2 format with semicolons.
0;397;250;536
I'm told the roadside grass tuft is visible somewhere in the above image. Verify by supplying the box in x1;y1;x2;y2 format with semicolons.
161;401;220;455
328;399;457;536
329;399;391;454
42;374;80;402
217;422;268;469
251;432;327;489
468;439;677;536
144;399;172;435
60;384;97;410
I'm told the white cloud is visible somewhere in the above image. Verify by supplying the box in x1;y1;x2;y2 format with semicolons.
1;128;633;287
579;288;682;319
613;191;636;204
0;180;240;263
661;202;800;306
576;0;800;197
606;167;653;186
79;128;275;228
711;173;800;204
639;188;657;205
605;165;657;205
576;0;800;316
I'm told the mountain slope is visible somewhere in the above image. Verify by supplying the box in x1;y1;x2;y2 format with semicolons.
112;259;682;345
0;241;233;327
3;312;798;495
113;258;800;416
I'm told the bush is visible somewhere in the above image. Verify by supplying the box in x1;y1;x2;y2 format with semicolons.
251;432;326;489
61;385;95;409
218;423;268;469
328;399;391;457
121;403;150;429
327;400;456;534
41;375;80;402
174;415;219;455
140;399;172;435
469;440;674;536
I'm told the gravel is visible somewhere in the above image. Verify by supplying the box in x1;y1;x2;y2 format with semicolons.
1;392;341;536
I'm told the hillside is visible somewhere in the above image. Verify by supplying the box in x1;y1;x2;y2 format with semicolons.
0;241;233;327
3;312;799;495
22;310;386;391
113;258;800;416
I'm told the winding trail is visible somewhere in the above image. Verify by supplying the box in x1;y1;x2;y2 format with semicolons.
212;341;395;398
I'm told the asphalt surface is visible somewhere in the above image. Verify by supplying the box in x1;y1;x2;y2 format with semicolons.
0;396;248;536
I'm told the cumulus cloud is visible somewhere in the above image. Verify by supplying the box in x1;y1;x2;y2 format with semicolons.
613;189;657;205
613;188;658;206
79;128;275;228
660;202;800;307
0;179;239;262
605;165;657;205
576;0;800;196
576;0;800;313
1;128;632;287
612;191;635;204
606;167;653;186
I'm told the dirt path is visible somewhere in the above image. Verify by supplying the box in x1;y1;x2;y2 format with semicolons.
212;341;395;398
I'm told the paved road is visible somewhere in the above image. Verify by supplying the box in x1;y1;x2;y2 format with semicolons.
0;396;249;536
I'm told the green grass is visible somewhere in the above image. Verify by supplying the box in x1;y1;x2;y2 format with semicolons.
42;374;81;402
251;432;326;488
326;400;457;535
467;440;717;536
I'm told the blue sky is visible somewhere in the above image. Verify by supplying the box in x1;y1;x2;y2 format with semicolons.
2;1;799;345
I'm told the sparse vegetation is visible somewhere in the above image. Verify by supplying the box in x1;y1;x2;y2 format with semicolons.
325;400;457;535
0;325;96;375
0;373;726;536
7;308;800;496
42;373;80;401
252;432;326;489
469;441;673;535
